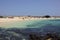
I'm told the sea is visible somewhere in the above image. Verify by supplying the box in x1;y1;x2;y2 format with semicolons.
0;19;60;40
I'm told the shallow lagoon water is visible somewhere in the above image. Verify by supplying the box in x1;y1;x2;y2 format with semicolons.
0;19;60;34
0;19;60;40
0;19;60;29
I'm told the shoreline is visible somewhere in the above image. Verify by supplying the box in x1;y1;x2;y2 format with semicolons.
0;18;60;28
0;18;60;22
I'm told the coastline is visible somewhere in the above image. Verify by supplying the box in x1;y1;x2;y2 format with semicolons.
0;18;60;28
0;18;60;22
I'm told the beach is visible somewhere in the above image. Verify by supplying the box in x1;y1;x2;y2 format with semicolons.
0;18;53;28
0;17;60;22
0;17;60;28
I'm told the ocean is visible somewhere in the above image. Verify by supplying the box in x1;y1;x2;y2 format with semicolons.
0;19;60;40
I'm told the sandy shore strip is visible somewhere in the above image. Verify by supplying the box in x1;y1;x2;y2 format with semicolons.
0;18;60;22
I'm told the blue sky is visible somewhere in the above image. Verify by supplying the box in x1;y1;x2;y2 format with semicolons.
0;0;60;16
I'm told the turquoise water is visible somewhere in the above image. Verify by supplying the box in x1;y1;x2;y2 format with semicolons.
0;19;60;29
0;19;60;40
0;19;60;33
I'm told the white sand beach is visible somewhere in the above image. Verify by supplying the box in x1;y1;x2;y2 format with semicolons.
0;17;60;22
0;17;60;28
